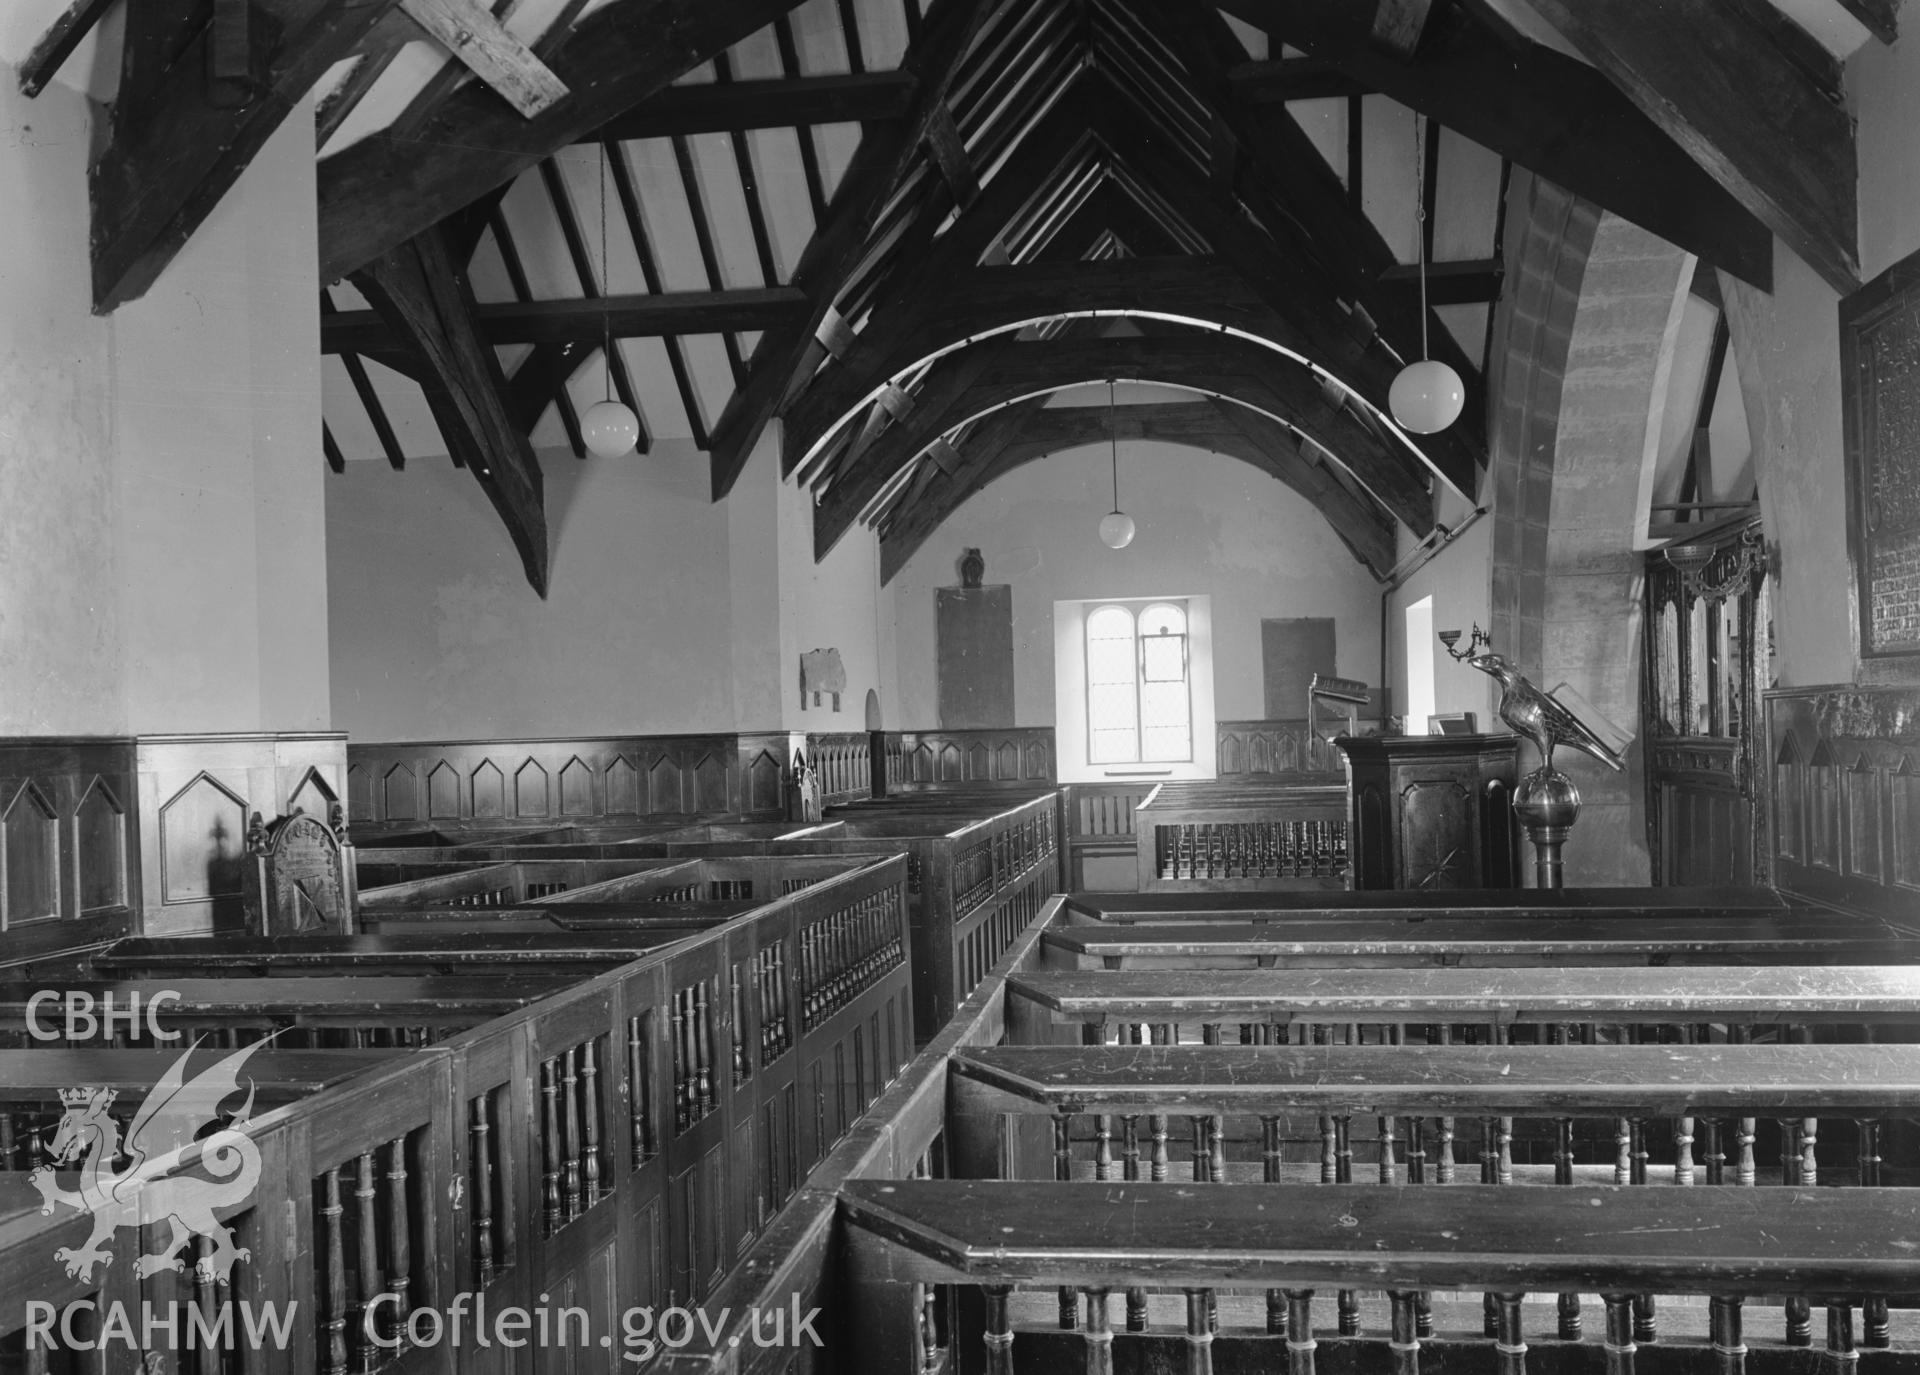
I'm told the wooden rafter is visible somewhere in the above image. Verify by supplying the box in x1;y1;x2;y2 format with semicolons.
92;0;401;312
604;137;711;449
781;88;1477;500
485;205;585;457
1370;0;1435;58
322;287;809;352
351;225;550;596
1379;259;1503;305
17;0;118;98
808;194;1130;496
537;157;648;451
1517;0;1856;292
324;289;411;471
1219;0;1777;291
595;71;917;140
1125;9;1489;457
705;0;1010;500
817;329;1433;556
315;9;427;146
925;105;980;207
318;0;815;283
668;133;747;385
322;422;347;474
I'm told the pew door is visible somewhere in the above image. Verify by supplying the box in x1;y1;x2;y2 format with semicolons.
526;985;639;1375
661;940;732;1308
1642;518;1771;885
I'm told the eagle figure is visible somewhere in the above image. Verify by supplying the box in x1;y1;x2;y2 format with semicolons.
1466;652;1624;774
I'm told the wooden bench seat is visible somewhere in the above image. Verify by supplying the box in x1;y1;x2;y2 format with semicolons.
0;975;574;1033
0;1048;409;1167
840;1178;1920;1296
355;899;754;933
89;930;707;978
948;1043;1920;1117
1006;966;1920;1027
0;1047;401;1097
1041;912;1915;967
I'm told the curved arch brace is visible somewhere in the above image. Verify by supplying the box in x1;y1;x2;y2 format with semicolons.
815;329;1432;557
874;395;1396;583
780;259;1478;505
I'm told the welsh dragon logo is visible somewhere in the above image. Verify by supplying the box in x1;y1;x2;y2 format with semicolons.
29;1037;270;1284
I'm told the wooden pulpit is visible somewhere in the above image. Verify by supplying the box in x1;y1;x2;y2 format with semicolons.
1335;734;1521;890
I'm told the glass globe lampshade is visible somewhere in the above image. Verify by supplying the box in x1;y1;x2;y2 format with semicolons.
582;399;641;458
1098;510;1136;549
1389;358;1465;434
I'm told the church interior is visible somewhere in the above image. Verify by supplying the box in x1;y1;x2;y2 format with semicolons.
3;0;1920;1369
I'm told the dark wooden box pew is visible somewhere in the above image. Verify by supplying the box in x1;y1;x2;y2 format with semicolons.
839;1178;1920;1375
0;1046;455;1372
948;1041;1917;1200
602;791;1064;1045
0;1047;402;1172
640;901;1920;1375
1;856;919;1372
1040;910;1919;971
1064;884;1795;922
1003;964;1920;1213
1003;966;1920;1051
1134;780;1351;891
428;852;916;1355
357;854;874;920
0;974;575;1050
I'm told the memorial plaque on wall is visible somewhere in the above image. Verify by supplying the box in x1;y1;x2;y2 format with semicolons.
936;585;1016;728
1840;247;1920;661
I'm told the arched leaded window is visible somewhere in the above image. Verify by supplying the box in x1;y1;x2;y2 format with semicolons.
1086;600;1192;764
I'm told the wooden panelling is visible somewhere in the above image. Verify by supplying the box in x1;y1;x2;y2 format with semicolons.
886;728;1056;789
1767;686;1920;920
1136;781;1350;892
135;733;349;937
803;732;874;807
349;734;777;827
1337;734;1520;891
1641;522;1768;886
1063;782;1157;889
1216;719;1365;777
0;737;140;966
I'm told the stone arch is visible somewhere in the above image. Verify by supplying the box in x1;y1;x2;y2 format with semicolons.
1484;169;1694;886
